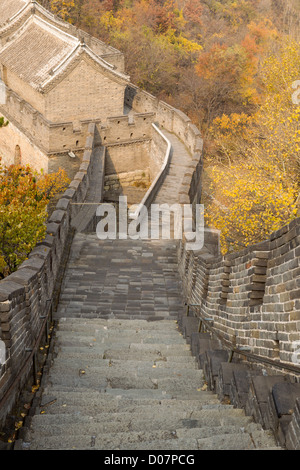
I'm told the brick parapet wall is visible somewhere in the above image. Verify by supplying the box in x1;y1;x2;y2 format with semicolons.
0;87;156;162
178;218;300;376
97;112;155;146
125;84;203;208
0;122;99;425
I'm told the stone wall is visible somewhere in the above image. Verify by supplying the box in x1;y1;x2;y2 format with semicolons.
104;168;150;194
125;84;203;209
0;83;156;178
0;114;49;171
149;122;169;179
104;140;151;176
97;113;155;146
44;60;126;123
177;218;300;377
0;122;99;426
0;86;91;159
177;311;300;450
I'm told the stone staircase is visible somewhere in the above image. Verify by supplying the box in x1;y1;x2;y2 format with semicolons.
14;131;283;450
17;318;280;450
54;237;184;321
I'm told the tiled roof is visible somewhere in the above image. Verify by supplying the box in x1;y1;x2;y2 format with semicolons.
0;11;129;91
0;16;77;88
0;0;27;26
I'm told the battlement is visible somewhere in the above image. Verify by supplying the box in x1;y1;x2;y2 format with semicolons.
178;218;300;378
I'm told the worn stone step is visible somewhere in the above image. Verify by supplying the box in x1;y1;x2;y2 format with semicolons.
21;434;196;451
38;386;217;402
48;361;201;379
123;424;278;450
36;392;221;414
45;370;205;391
28;410;249;437
34;399;253;426
53;345;195;362
53;331;190;346
55;322;182;335
52;348;198;366
22;430;177;450
24;418;276;451
121;431;277;451
50;355;198;369
24;417;264;451
57;318;180;330
54;331;186;345
54;311;178;321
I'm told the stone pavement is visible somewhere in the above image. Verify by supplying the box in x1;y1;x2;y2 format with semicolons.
153;129;192;205
18;318;280;450
54;236;185;321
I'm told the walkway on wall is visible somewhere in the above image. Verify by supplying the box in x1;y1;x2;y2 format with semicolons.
14;132;282;450
152;129;192;205
70;146;105;233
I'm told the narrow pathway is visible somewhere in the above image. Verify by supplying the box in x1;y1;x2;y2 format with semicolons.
153;129;192;205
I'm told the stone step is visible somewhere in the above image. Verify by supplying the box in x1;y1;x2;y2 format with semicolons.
24;416;266;451
29;410;249;436
48;361;201;379
22;433;194;450
50;355;198;369
55;320;182;333
99;350;192;361
26;420;261;445
54;311;179;321
121;431;278;451
24;418;277;451
56;318;181;330
45;370;205;391
37;392;222;414
38;386;219;402
52;347;197;365
55;331;189;346
53;331;190;346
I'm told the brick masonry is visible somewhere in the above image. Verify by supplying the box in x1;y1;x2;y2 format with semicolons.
0;1;299;449
177;219;300;376
0;123;98;425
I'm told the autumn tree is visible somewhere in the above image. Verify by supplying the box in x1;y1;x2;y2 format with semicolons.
0;162;69;278
204;39;300;253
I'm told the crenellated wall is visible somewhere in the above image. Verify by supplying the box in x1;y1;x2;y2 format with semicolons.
125;84;203;209
177;218;300;378
0;84;158;178
0;122;102;426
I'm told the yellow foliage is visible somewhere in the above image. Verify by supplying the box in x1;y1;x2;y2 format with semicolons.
205;39;300;253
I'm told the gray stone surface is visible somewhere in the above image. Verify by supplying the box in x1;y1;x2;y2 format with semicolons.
13;132;282;451
21;318;280;450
